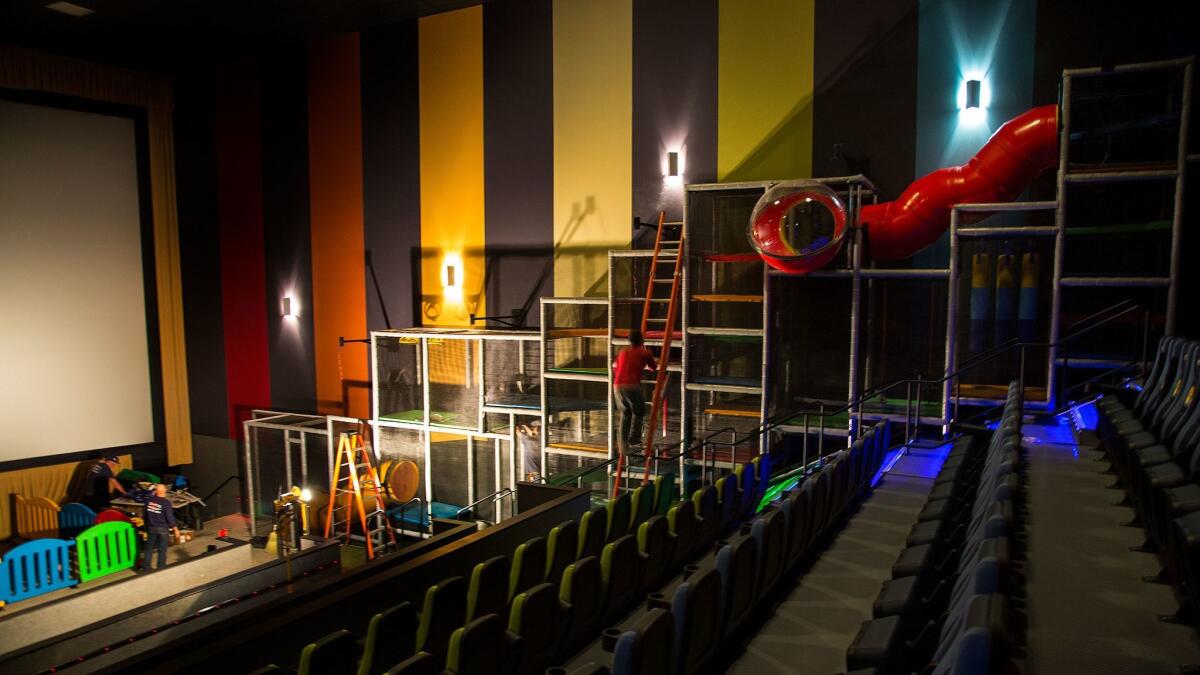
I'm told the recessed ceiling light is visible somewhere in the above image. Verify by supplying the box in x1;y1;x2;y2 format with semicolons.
45;1;95;17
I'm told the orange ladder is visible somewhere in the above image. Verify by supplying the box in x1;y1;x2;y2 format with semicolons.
614;212;684;493
323;430;397;559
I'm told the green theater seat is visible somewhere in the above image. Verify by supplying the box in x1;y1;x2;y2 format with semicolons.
508;536;547;603
507;583;564;674
577;506;608;561
415;576;466;669
467;556;510;622
383;652;438;675
446;614;508;675
606;492;633;543
358;602;418;675
600;534;643;622
629;485;655;533
667;500;698;571
637;515;674;595
558;555;605;654
545;520;579;587
298;629;357;675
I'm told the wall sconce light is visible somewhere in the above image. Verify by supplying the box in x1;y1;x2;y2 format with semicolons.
964;79;981;109
667;151;679;178
958;75;988;125
442;253;463;302
281;296;294;317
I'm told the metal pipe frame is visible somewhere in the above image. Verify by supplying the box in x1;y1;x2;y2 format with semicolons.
954;200;1059;212
957;226;1058;238
1059;276;1171;287
1063;56;1194;77
943;208;960;428
1167;59;1192;335
779;268;950;279
1047;71;1071;411
847;183;863;444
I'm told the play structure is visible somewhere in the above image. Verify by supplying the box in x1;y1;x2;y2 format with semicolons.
347;57;1184;520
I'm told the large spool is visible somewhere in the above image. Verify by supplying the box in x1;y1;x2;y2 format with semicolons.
748;180;848;274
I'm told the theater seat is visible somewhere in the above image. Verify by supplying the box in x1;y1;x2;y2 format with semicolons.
508;536;547;603
415;576;467;668
545;520;579;587
637;515;675;594
601;535;644;621
507;583;564;675
384;652;438;675
298;629;357;675
629;485;655;533
751;507;788;600
578;507;608;561
669;567;724;675
607;493;633;543
610;608;673;675
445;614;507;675
715;535;758;635
559;556;605;654
467;556;510;622
667;500;697;571
359;601;418;675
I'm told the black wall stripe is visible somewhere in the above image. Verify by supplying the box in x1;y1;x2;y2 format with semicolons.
631;0;718;234
812;0;918;201
362;20;422;332
483;0;554;327
261;49;317;412
174;66;229;438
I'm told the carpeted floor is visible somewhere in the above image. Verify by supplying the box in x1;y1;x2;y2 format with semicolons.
1020;420;1200;673
724;470;933;674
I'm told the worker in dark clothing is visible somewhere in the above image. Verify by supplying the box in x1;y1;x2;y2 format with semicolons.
143;484;180;571
612;330;657;454
84;456;126;511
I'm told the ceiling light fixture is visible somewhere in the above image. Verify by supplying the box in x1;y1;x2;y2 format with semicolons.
45;1;95;17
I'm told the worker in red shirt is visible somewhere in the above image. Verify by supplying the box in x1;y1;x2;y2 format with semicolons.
613;330;657;454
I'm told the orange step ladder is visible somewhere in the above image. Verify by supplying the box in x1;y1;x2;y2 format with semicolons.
324;430;397;559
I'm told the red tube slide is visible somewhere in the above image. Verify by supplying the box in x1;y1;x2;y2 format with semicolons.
860;104;1059;260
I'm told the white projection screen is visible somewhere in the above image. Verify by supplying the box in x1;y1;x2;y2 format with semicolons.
0;99;156;462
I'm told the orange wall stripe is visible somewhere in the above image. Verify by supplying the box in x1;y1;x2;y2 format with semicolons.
308;33;369;418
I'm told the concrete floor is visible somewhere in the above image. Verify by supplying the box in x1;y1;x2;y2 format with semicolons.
725;468;934;674
0;513;276;614
1019;420;1200;673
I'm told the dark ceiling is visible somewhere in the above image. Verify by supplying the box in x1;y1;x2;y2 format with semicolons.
0;0;482;71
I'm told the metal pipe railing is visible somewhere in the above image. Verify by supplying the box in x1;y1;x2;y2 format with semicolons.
551;299;1148;491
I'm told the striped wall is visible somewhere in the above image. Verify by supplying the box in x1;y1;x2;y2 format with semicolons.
718;0;816;182
307;33;369;418
552;0;633;298
193;0;1190;438
419;7;486;325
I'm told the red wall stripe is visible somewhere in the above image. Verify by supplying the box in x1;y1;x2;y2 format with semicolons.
215;62;272;438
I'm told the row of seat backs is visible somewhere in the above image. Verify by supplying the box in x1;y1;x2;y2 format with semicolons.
569;423;889;675
1129;337;1200;447
850;383;1022;675
274;459;781;675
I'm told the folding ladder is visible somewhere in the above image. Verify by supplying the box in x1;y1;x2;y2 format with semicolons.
324;430;396;559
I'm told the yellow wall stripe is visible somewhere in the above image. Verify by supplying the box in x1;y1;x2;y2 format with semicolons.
717;0;815;182
419;6;485;325
552;0;633;297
